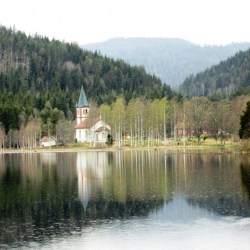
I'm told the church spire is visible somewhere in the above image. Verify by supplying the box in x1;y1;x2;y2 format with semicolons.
76;86;89;108
76;86;90;125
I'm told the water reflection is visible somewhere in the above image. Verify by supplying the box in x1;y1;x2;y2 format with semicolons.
76;151;171;219
240;159;250;199
0;150;250;248
77;152;110;210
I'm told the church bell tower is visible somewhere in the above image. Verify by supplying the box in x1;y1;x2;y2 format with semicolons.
76;86;89;125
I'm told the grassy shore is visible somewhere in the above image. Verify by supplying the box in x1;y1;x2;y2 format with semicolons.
0;138;243;154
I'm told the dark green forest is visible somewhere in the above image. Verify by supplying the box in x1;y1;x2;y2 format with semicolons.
180;48;250;99
239;100;250;139
0;26;174;134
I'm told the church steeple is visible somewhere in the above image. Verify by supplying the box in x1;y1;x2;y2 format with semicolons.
76;86;89;125
76;86;89;108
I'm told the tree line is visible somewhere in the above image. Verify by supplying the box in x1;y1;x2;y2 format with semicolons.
0;94;249;149
99;95;249;146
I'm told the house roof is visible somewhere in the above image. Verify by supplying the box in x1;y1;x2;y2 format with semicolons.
40;136;49;142
75;118;100;129
40;136;56;142
76;86;89;108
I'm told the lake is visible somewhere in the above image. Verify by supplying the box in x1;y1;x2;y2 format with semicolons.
0;149;250;249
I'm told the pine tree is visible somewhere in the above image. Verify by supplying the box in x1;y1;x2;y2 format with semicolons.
239;100;250;139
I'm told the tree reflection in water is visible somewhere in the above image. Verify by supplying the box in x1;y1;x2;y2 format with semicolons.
1;150;250;248
0;151;171;247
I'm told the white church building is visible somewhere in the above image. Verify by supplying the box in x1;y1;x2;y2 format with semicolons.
75;86;111;143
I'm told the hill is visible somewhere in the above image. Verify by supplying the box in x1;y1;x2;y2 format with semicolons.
179;48;250;98
0;26;174;133
82;38;250;88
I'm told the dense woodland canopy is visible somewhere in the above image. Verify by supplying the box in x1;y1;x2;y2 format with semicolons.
0;26;174;137
180;48;250;99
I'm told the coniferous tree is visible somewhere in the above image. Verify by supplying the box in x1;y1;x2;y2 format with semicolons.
239;100;250;139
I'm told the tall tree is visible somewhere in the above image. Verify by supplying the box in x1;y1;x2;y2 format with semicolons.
191;97;210;145
239;100;250;139
111;96;125;148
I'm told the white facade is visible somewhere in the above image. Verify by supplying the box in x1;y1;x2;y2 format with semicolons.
75;120;111;143
76;107;89;125
74;86;111;143
40;136;57;147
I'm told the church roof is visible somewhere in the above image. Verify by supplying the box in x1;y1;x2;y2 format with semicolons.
76;86;89;108
75;118;100;129
40;136;56;142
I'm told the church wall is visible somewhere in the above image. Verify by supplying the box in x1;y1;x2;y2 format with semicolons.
76;129;87;143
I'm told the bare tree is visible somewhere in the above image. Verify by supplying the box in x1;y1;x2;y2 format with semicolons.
191;97;210;145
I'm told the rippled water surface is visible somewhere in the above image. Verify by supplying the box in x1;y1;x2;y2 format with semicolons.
1;149;250;249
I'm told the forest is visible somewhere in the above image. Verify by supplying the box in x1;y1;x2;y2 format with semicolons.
180;48;250;98
0;26;174;146
0;93;249;149
0;25;250;149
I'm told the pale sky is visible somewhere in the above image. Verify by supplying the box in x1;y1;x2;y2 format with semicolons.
1;0;250;45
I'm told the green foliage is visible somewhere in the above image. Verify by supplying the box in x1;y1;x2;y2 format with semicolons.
0;25;176;134
106;133;114;146
180;48;250;99
239;100;250;139
0;104;21;132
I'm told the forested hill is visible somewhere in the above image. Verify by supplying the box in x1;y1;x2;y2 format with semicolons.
82;38;250;87
179;48;250;98
0;26;174;131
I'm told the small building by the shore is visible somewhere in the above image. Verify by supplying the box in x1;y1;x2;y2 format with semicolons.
40;136;57;147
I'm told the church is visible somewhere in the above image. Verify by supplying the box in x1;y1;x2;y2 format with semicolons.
75;86;111;143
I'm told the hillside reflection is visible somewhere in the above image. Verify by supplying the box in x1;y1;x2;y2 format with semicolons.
166;150;250;217
0;150;250;247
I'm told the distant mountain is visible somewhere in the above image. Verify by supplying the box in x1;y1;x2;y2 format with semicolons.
82;38;250;88
179;48;250;98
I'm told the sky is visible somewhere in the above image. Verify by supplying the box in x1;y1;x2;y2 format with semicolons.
1;0;250;45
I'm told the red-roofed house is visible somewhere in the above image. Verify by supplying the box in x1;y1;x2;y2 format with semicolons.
40;136;57;147
75;87;111;143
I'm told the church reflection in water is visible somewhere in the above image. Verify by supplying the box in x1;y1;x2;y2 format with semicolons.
77;152;110;211
76;150;169;218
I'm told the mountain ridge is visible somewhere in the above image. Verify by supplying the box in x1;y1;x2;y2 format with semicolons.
82;38;250;87
179;48;250;98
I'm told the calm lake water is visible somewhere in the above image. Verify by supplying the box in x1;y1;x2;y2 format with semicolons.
1;149;250;249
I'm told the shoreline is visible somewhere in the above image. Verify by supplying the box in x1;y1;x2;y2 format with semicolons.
0;143;240;154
